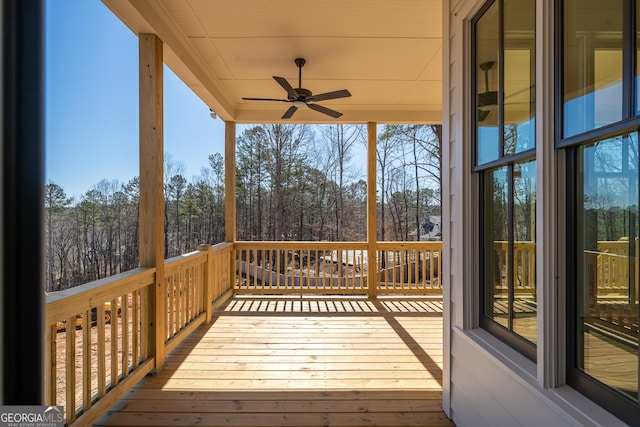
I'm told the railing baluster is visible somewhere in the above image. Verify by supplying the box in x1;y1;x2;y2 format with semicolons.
361;249;365;290
251;249;257;290
317;249;322;290
415;250;420;290
181;270;186;330
380;250;385;291
346;247;350;291
47;324;56;406
132;290;139;368
186;266;192;322
187;266;192;321
255;249;260;291
122;294;130;378
82;310;91;410
140;286;149;360
97;303;106;398
193;264;198;319
176;272;182;332
421;249;426;289
65;315;76;423
173;272;179;333
110;298;118;388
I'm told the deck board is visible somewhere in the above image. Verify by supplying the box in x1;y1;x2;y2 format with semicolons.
97;296;453;427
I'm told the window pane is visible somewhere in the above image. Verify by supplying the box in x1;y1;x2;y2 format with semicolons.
576;134;639;401
476;1;500;164
483;166;509;329
504;0;535;155
563;0;623;138
512;160;536;343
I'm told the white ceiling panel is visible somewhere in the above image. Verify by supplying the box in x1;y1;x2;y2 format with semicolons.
103;0;443;123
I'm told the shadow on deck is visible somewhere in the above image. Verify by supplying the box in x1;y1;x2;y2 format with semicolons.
97;296;454;427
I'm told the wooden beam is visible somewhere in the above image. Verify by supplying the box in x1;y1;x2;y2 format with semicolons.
139;33;165;373
367;122;378;298
225;121;236;243
225;122;237;291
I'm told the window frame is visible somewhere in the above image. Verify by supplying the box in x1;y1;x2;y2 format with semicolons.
565;135;640;425
478;161;537;361
558;0;640;424
556;0;640;149
473;0;538;361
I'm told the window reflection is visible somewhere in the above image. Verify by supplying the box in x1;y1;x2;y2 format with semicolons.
512;160;536;343
484;166;509;329
563;0;623;137
504;0;535;155
483;161;537;344
476;1;500;165
576;134;639;400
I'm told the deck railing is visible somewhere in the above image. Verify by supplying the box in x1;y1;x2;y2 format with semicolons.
593;240;639;299
44;242;234;426
492;239;639;302
44;240;439;425
376;242;441;294
233;241;442;295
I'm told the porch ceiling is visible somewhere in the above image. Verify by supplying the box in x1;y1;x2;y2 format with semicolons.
102;0;442;124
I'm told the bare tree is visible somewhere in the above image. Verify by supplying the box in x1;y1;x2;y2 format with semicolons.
320;124;364;241
164;154;186;257
45;182;72;291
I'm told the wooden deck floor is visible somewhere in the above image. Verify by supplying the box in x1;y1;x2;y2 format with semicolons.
97;296;453;427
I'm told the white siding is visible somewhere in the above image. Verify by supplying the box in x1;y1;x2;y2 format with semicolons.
443;0;631;426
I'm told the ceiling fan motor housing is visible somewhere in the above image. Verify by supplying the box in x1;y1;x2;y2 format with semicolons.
293;87;312;100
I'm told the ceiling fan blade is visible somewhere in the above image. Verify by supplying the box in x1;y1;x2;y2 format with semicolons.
242;97;290;102
307;89;351;102
281;105;298;119
273;76;298;99
308;103;343;118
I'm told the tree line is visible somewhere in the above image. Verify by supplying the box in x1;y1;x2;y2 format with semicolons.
45;124;441;292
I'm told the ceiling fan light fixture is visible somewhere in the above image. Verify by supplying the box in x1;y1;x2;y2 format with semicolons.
477;91;498;111
293;100;307;109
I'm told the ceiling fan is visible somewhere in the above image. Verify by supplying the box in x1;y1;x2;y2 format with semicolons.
477;61;498;122
242;58;351;119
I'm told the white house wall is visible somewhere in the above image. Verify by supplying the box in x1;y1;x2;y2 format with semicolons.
443;0;631;426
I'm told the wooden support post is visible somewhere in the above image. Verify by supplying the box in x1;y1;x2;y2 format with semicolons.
225;122;237;290
139;33;165;373
367;122;378;298
198;244;214;323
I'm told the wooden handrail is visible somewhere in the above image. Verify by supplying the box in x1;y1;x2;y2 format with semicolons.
43;243;236;426
45;268;155;326
234;241;369;250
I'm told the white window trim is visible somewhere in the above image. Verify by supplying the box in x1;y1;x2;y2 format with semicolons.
446;0;631;425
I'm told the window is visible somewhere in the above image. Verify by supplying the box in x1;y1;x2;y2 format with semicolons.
473;0;537;361
561;1;640;424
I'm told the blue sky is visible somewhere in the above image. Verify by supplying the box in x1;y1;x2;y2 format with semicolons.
45;0;226;199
